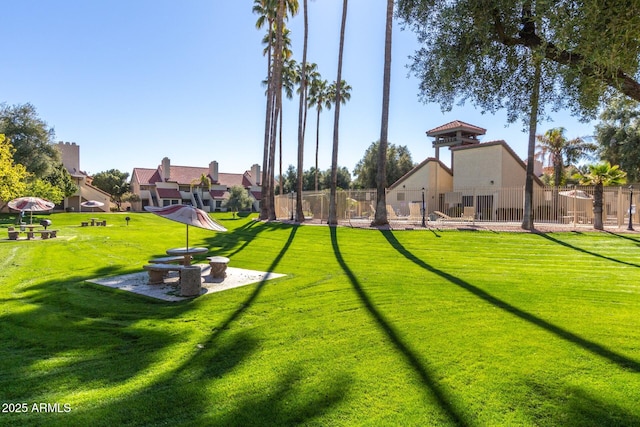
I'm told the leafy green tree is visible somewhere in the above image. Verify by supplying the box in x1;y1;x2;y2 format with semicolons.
25;178;64;205
0;103;59;177
0;134;29;209
223;185;254;218
91;169;131;211
45;163;78;198
579;162;627;230
397;1;640;106
322;166;351;190
302;167;323;191
595;95;640;182
353;141;414;189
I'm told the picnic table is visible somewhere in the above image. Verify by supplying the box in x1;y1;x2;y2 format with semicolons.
166;247;208;266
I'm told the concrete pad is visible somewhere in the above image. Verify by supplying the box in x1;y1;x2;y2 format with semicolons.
87;264;285;301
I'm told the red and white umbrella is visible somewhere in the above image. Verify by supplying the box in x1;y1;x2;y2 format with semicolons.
144;204;226;248
81;200;105;212
8;196;55;223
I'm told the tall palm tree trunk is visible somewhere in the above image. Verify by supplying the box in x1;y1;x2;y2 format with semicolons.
315;107;321;192
373;0;393;227
260;43;274;220
267;0;286;221
296;0;308;223
279;108;284;197
594;183;604;230
522;58;542;230
328;0;348;226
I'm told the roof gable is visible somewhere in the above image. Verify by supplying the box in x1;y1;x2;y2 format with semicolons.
388;158;452;190
427;120;487;136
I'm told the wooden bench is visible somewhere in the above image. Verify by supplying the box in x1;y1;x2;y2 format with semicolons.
207;256;230;279
143;263;185;285
81;222;89;227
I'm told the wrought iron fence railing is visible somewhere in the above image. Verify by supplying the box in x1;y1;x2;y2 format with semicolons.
274;186;637;227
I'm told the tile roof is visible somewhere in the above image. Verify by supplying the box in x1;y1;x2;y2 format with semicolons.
132;168;160;184
426;120;487;136
164;165;210;185
133;162;256;188
156;188;182;199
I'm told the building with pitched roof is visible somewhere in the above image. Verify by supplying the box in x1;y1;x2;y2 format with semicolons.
387;121;543;220
56;142;111;212
129;157;261;212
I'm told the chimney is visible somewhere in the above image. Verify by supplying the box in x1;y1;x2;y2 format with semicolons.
161;157;171;181
209;161;219;183
251;164;261;185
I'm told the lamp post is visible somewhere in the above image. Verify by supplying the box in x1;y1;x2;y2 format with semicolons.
290;191;294;221
421;187;426;227
628;185;634;231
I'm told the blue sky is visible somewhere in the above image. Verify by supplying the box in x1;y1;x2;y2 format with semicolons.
3;0;595;178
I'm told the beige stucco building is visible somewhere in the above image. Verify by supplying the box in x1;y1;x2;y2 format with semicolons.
387;121;544;220
56;142;111;212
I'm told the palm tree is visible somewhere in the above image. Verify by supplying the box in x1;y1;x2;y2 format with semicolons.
280;57;298;196
253;0;298;220
372;0;394;227
307;78;331;192
253;0;277;220
580;162;627;230
328;0;349;225
295;0;310;223
536;127;597;187
536;127;597;221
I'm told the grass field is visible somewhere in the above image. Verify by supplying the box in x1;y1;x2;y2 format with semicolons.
1;212;639;426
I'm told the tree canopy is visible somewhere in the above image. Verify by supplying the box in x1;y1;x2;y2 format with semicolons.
91;169;131;210
0;103;59;177
0;134;29;207
397;1;640;124
353;141;414;189
223;185;254;217
595;95;640;182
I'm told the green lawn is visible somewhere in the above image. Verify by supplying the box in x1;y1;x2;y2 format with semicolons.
1;212;639;426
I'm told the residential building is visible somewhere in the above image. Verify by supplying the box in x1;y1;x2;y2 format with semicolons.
387;120;544;220
129;157;261;212
56;142;111;212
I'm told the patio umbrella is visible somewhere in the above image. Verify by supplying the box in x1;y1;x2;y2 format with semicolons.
81;200;105;212
558;189;592;200
144;204;226;249
8;196;55;224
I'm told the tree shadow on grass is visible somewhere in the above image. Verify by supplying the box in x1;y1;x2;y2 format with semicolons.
203;219;288;258
0;273;192;402
537;233;640;268
3;225;346;425
525;380;640;426
380;229;640;373
75;224;349;425
330;226;465;426
604;230;640;245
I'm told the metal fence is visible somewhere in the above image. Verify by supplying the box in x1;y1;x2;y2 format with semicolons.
275;186;637;227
